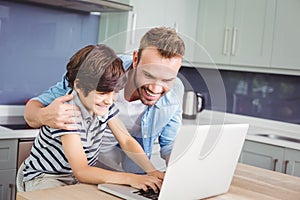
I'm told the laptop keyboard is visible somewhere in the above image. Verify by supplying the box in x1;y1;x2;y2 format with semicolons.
133;188;159;200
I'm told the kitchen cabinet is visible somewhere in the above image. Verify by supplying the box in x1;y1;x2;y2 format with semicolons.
0;170;16;200
0;139;17;200
285;148;300;177
98;12;129;54
239;140;300;177
271;0;300;70
194;0;276;67
98;0;199;61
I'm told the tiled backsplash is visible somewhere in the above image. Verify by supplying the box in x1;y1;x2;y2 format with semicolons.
179;67;300;125
0;1;99;105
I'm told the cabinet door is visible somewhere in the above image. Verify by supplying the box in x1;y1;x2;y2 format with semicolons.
164;0;199;63
98;12;130;54
231;0;275;67
239;141;284;172
0;169;16;200
195;0;234;64
125;0;199;56
124;0;169;52
0;139;17;170
271;0;300;70
195;0;275;67
284;148;300;177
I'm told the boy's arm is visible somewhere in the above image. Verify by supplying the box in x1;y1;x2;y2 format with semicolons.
108;117;164;179
61;133;162;192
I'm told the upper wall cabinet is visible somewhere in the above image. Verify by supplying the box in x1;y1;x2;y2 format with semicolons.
194;0;276;67
125;0;199;60
271;0;300;70
98;0;199;60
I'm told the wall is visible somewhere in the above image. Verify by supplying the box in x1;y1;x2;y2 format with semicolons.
179;67;300;125
0;1;99;105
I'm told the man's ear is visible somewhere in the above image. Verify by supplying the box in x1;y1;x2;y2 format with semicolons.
132;51;139;69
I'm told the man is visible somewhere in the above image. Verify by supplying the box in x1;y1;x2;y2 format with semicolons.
24;27;185;173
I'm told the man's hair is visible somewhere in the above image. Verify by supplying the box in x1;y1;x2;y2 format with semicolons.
66;44;126;96
138;27;185;59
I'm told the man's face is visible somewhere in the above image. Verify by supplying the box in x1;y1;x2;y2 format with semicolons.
132;48;182;106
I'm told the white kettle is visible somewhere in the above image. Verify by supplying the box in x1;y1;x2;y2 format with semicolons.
182;90;205;119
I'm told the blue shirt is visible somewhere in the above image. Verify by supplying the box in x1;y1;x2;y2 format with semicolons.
32;55;184;173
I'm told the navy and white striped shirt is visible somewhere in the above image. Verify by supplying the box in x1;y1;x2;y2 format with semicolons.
23;90;119;182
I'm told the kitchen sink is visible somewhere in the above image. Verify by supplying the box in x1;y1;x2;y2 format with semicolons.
253;134;300;143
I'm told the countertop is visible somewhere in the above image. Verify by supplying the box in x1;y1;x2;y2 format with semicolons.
16;163;300;200
183;110;300;150
1;106;300;150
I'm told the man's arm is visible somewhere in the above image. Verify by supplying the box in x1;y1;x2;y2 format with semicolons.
24;74;80;130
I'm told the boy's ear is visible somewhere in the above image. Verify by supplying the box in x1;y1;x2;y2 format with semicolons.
74;79;79;90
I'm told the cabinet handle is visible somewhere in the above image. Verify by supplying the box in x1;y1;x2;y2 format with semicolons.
223;27;230;55
283;160;289;174
272;158;278;171
9;183;15;200
231;27;238;56
130;13;137;44
173;22;178;32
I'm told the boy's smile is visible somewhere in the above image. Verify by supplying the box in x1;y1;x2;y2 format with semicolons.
77;90;116;116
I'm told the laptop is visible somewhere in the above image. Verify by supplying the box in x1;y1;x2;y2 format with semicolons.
98;124;249;200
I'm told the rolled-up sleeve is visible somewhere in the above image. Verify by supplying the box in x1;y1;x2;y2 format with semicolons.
31;74;69;106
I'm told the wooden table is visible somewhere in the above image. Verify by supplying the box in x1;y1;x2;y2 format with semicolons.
17;164;300;200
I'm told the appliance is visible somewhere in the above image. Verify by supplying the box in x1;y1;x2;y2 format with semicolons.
10;0;133;12
182;90;205;119
98;124;249;200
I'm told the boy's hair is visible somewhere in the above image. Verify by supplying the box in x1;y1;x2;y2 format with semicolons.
138;27;185;61
66;44;126;96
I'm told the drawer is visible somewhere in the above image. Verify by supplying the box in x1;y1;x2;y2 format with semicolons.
0;139;17;170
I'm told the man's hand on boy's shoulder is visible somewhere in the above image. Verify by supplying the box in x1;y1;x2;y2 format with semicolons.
40;94;81;130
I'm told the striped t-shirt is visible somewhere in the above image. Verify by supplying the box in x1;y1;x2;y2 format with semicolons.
23;90;119;182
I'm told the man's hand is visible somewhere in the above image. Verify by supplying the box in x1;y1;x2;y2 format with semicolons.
25;94;81;130
147;170;165;181
39;94;81;130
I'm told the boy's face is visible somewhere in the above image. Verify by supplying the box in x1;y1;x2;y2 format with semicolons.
78;90;117;116
132;47;182;106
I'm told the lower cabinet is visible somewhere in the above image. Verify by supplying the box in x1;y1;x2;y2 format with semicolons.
0;139;18;200
0;169;16;200
284;148;300;177
239;140;300;177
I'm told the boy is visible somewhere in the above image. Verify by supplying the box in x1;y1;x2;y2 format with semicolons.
22;44;164;192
